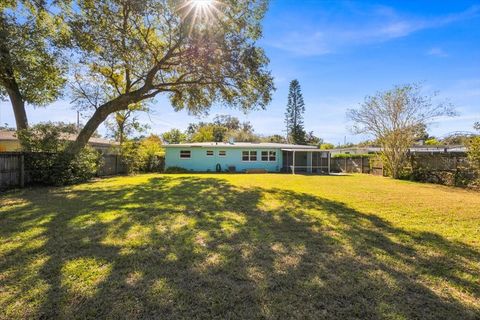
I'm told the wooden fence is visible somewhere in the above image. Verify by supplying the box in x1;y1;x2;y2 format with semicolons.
0;152;127;190
0;153;25;189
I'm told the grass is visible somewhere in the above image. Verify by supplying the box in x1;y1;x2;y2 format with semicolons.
1;173;479;319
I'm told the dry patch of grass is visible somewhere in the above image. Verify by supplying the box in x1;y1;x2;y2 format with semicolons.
1;173;479;319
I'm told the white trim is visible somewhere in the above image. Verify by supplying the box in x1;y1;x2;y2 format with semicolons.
218;150;227;157
242;150;258;162
206;150;214;157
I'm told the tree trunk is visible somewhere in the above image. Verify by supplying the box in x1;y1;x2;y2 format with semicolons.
0;25;28;130
5;82;28;130
65;91;143;155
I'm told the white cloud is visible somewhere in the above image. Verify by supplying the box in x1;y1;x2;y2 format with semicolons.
266;5;480;56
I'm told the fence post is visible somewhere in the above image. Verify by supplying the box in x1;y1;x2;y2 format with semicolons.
344;157;347;173
360;156;364;173
20;153;25;188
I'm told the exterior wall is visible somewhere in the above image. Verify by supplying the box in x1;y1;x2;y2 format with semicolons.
165;147;283;172
0;140;21;152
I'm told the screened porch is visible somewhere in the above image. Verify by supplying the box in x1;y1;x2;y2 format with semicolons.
281;149;331;174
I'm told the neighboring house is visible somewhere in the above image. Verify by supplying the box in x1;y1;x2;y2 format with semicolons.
328;146;467;156
0;130;119;154
165;142;331;173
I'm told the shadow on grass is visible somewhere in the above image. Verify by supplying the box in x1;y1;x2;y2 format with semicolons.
0;176;479;319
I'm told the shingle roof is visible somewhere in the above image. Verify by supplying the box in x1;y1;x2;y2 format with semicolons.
164;142;319;149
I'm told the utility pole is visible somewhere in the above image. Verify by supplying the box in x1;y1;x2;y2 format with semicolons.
77;111;80;132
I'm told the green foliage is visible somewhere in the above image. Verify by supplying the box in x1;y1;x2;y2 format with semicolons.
164;166;189;173
137;135;164;172
162;129;187;144
467;136;480;173
319;143;335;150
17;122;101;186
0;2;67;104
425;138;441;145
119;140;140;174
16;122;78;152
105;104;150;144
305;131;322;146
67;0;274;153
188;115;259;142
261;134;287;144
285;79;306;144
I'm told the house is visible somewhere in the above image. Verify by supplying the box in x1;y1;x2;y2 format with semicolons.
0;130;119;154
165;142;331;173
328;145;467;156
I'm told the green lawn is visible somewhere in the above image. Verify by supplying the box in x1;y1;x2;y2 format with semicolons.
1;174;479;319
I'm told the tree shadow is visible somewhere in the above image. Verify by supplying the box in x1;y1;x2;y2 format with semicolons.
0;176;479;319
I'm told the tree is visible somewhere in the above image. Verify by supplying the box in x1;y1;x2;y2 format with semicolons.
305;131;322;146
319;143;334;150
105;104;149;145
467;122;480;177
285;79;306;144
0;1;66;129
347;83;455;179
137;134;164;172
161;128;187;144
66;0;274;155
474;121;480;131
262;134;286;144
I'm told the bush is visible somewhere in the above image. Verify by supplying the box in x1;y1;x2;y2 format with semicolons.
165;166;189;173
17;123;101;186
137;135;164;172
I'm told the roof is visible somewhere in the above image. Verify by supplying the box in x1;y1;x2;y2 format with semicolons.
164;142;319;149
0;130;118;146
327;145;467;153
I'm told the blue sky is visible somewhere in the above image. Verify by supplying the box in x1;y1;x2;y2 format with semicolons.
1;0;479;144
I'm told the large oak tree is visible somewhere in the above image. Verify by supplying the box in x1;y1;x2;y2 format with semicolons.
0;1;66;129
67;0;274;154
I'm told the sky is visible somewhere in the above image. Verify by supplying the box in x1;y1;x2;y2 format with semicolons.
1;0;479;144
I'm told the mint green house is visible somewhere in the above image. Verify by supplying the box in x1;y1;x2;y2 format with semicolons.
164;142;331;173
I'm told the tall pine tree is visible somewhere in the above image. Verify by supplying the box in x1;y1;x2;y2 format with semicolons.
285;79;306;144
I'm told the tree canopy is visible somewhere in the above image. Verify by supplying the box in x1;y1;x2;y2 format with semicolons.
0;1;67;129
347;83;455;178
66;0;274;154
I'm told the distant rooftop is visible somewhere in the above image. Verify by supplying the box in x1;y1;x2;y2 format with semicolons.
165;142;319;149
0;130;118;146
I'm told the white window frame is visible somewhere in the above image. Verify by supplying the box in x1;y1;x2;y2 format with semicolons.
218;150;226;157
206;150;214;157
179;150;191;159
242;150;257;162
269;151;276;162
261;150;276;162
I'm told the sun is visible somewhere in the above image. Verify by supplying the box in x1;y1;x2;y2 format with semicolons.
191;0;213;9
178;0;219;22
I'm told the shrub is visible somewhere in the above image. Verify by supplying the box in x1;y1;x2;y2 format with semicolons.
165;166;189;173
137;135;164;172
17;123;101;186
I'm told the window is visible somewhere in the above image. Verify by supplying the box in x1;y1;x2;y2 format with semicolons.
206;150;214;156
219;150;226;156
261;151;276;161
269;151;276;161
242;150;257;161
180;150;191;159
261;151;268;161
